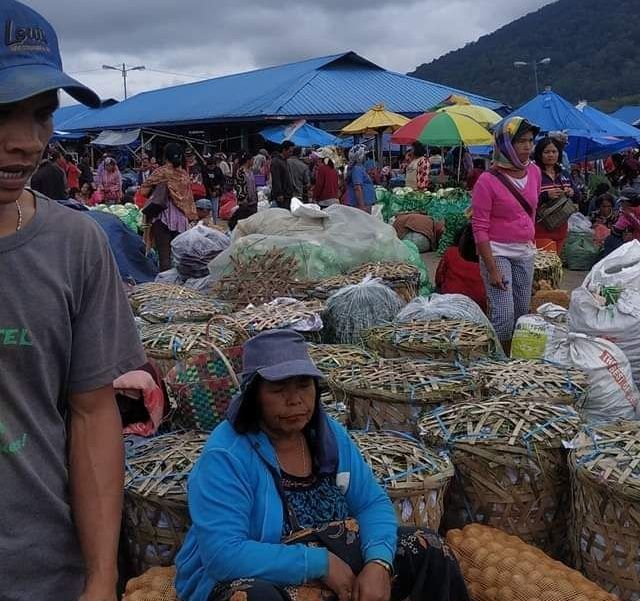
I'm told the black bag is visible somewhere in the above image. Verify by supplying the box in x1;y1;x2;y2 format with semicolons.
461;169;535;263
141;182;169;219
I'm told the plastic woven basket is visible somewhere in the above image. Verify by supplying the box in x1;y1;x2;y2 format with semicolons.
164;346;242;431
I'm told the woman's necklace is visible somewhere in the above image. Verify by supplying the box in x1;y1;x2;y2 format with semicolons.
15;199;23;231
276;434;309;475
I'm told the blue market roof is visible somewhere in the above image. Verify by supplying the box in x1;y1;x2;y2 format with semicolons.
611;106;640;126
59;52;504;132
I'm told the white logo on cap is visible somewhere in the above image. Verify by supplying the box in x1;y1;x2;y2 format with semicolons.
5;20;50;52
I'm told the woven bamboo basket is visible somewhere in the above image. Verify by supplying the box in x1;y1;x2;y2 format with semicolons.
328;359;479;433
311;262;420;303
469;358;588;407
123;432;207;575
363;320;496;362
137;297;233;324
419;399;583;559
221;299;325;335
321;390;349;426
350;431;454;529
164;347;242;431
128;283;206;311
569;422;640;599
307;343;379;381
533;250;563;294
209;248;309;308
139;321;244;377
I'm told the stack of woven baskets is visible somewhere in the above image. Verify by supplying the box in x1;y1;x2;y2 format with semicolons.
123;263;628;600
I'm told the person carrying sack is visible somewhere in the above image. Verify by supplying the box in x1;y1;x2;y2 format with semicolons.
471;117;542;355
139;143;197;271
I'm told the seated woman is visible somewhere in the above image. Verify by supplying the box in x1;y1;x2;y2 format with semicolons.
590;193;618;228
603;188;640;256
176;330;469;601
435;229;487;313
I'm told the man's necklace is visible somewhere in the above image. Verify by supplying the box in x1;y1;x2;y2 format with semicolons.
15;200;23;231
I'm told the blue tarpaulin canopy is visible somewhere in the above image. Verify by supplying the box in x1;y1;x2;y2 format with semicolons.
507;90;639;161
260;122;339;146
576;103;640;141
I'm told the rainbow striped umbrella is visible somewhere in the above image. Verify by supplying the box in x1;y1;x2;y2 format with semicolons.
391;111;493;146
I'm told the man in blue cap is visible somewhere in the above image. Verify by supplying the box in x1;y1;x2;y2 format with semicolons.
0;2;145;600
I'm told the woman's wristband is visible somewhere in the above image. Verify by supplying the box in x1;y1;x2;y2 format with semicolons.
367;559;394;577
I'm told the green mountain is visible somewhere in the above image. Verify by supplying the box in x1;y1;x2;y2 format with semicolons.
409;0;640;109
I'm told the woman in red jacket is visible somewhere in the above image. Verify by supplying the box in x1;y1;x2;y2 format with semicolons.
312;156;340;207
435;231;487;312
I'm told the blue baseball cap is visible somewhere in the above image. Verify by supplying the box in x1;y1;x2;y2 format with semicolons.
0;0;100;106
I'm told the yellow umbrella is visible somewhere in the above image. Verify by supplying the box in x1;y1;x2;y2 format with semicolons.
438;104;502;128
341;104;409;135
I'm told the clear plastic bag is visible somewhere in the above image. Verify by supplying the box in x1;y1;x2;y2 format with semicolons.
171;225;230;278
583;239;640;292
211;205;431;291
324;276;405;344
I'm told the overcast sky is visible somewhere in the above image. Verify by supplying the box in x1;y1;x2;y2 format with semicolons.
27;0;555;104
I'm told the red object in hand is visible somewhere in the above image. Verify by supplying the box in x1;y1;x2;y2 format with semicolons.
134;190;147;209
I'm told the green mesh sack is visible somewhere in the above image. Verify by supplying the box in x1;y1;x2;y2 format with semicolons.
561;232;601;271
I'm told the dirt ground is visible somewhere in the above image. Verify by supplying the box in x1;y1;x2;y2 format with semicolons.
421;252;587;293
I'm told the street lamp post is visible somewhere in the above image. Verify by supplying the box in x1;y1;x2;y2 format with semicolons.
513;57;551;95
102;62;146;99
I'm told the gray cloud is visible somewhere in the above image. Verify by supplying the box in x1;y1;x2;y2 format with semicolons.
25;0;554;103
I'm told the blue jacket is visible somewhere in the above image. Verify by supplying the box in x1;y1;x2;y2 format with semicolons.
175;415;397;601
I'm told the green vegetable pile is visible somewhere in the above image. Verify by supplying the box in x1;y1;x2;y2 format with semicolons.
91;203;143;233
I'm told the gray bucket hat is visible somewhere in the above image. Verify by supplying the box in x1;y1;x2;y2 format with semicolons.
226;329;324;426
240;329;323;382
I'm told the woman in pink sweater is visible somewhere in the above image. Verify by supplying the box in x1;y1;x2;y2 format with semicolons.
471;117;541;353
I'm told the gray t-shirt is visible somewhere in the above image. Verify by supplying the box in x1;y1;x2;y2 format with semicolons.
0;192;146;600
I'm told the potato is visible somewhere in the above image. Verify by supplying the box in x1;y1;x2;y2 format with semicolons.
496;586;513;601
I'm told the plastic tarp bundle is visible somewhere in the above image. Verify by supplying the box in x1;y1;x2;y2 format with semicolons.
323;277;405;344
569;286;640;387
85;211;158;284
561;232;600;271
583;240;640;292
567;213;593;233
546;332;640;424
172;225;230;279
209;205;432;293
